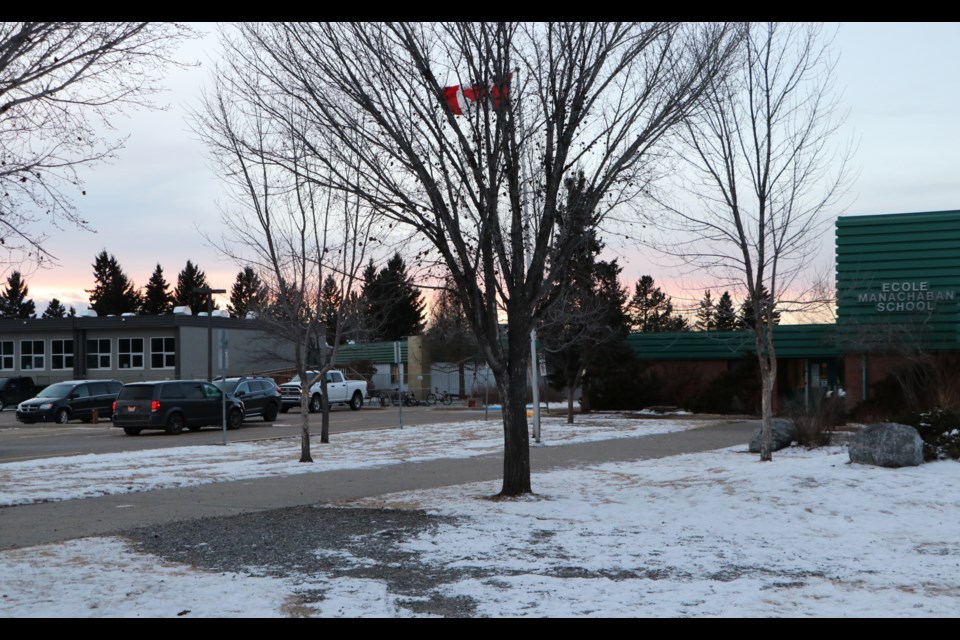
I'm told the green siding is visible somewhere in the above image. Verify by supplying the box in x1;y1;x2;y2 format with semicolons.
333;340;407;365
836;210;960;351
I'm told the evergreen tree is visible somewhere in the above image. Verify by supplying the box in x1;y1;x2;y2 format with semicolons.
42;298;67;319
227;266;266;319
362;253;425;341
695;290;715;331
0;271;36;318
539;172;632;420
140;264;175;315
627;275;688;332
738;285;781;330
319;274;343;342
68;306;77;317
173;260;216;315
86;251;141;316
714;291;738;330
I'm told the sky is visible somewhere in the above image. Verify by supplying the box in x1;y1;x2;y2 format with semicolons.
0;411;958;617
19;22;960;317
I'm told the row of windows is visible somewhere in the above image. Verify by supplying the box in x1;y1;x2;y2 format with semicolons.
0;338;176;371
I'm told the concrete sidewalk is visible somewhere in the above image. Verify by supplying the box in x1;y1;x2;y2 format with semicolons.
0;419;757;551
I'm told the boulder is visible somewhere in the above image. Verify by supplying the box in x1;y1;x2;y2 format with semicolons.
848;423;923;468
749;418;797;453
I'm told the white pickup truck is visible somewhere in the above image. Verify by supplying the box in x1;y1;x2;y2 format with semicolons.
279;370;367;413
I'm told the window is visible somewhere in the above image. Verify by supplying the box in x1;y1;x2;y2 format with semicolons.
118;338;144;369
52;339;74;370
0;341;12;370
20;340;45;370
150;337;175;369
86;339;111;369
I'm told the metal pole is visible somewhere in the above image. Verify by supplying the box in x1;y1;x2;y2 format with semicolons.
220;330;228;446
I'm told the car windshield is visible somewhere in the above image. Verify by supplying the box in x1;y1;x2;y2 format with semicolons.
36;383;74;399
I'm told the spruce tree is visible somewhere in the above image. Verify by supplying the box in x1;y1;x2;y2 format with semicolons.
738;285;781;330
86;251;141;316
319;273;342;342
695;290;715;331
714;291;738;330
627;275;687;332
42;298;67;319
0;271;35;318
173;260;215;315
362;253;425;341
227;266;265;318
140;264;174;315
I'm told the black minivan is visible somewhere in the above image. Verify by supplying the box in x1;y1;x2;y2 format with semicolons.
16;379;123;424
112;380;244;436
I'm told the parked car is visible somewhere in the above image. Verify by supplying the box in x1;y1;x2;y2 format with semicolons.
111;380;244;436
0;376;42;412
16;380;123;424
279;370;367;413
212;376;282;422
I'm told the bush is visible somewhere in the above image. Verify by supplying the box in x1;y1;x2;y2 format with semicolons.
901;408;960;461
782;395;846;448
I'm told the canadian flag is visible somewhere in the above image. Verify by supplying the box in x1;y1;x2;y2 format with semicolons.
443;73;511;116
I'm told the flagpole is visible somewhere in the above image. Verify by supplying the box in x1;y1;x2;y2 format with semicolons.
515;68;542;444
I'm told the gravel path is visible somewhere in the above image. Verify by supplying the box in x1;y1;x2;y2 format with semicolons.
123;504;480;617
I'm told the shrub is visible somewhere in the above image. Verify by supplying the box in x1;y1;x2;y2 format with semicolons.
782;395;846;448
901;408;960;461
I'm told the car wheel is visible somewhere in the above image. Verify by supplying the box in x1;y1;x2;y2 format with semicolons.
228;409;243;430
55;408;70;424
350;391;363;411
263;403;279;422
123;427;142;436
309;394;322;414
165;413;184;435
187;425;202;432
279;405;290;414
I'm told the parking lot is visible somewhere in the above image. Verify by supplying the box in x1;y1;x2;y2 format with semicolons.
0;400;481;463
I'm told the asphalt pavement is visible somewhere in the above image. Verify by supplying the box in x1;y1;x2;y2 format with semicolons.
0;419;757;551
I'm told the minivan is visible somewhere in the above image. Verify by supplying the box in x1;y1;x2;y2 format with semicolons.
112;380;244;435
16;380;123;424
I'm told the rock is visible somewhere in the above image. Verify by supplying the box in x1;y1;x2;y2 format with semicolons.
749;418;797;453
848;423;923;468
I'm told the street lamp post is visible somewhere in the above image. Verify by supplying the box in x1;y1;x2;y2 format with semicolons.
193;287;226;381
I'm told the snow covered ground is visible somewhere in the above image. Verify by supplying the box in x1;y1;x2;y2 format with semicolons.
1;413;958;618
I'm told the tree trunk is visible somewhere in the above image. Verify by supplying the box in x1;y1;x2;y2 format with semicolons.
567;385;576;424
498;372;532;495
755;329;777;462
300;384;313;463
320;377;330;444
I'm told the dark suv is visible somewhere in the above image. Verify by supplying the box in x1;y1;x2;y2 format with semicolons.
112;380;245;436
16;380;123;424
212;376;282;422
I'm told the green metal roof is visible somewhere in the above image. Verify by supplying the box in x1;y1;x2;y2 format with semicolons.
626;325;840;361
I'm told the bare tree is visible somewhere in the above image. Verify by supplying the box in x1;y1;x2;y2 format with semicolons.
658;23;850;461
214;22;738;495
0;22;196;270
194;73;377;462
